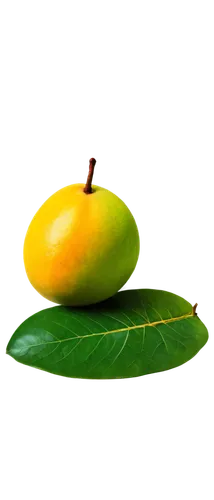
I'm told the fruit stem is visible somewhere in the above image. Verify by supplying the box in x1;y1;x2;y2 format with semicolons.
192;303;198;316
84;158;96;194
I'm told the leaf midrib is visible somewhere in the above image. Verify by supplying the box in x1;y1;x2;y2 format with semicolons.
10;310;195;351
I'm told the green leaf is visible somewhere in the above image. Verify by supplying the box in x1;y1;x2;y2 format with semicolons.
6;289;208;379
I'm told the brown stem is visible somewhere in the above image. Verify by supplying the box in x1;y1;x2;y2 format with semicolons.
193;300;200;316
83;158;96;194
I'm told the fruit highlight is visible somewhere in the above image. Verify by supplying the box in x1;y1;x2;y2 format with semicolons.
23;159;140;306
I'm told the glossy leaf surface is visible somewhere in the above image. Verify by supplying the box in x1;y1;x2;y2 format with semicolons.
7;289;208;379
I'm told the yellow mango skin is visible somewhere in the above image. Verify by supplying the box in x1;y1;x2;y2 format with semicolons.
24;184;140;306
